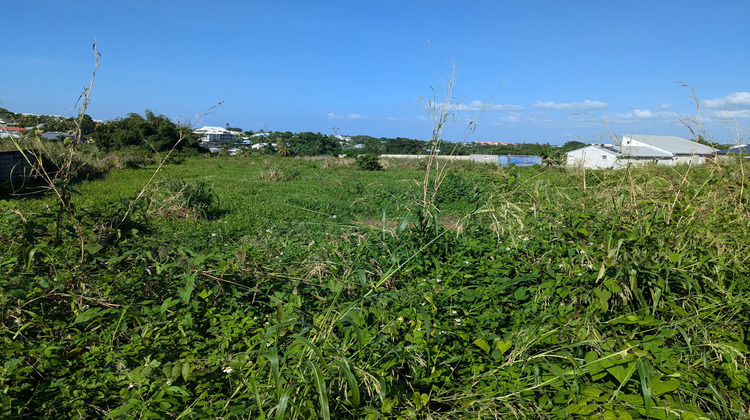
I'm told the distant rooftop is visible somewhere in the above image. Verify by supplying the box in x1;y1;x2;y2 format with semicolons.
620;135;715;155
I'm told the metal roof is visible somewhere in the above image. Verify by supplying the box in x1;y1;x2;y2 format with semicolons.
620;135;715;155
718;145;750;155
608;144;673;158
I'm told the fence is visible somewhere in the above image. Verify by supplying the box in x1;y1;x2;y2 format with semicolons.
0;150;37;182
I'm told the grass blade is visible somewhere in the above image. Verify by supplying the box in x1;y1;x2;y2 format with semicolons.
307;360;330;420
332;358;361;409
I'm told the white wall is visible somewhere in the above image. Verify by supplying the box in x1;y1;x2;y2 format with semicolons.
566;146;617;169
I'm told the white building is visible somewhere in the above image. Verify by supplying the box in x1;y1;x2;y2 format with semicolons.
620;135;715;165
193;126;237;145
566;144;621;169
567;135;716;169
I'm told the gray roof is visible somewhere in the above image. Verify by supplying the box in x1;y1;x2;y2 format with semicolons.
607;144;673;158
41;132;73;140
718;145;750;155
620;135;715;155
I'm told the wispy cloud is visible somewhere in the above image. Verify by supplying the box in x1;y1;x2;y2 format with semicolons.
603;108;682;124
533;99;608;111
705;109;750;120
491;112;552;125
703;92;750;111
327;112;371;120
386;115;430;122
453;100;526;112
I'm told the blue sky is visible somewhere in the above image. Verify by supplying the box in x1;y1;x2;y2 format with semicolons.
2;1;749;144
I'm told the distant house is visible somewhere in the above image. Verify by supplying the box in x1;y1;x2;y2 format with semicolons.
193;126;237;145
0;126;28;138
473;141;518;146
567;135;716;169
718;144;750;157
41;131;74;141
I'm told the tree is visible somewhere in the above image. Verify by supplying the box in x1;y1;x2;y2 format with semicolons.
383;137;426;154
276;139;292;156
290;132;341;156
92;111;183;152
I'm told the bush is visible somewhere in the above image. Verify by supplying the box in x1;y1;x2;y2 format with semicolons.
355;154;383;171
149;177;219;218
260;167;300;181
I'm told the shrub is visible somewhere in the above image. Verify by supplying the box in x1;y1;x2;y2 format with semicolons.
149;177;218;218
260;167;299;181
355;154;383;171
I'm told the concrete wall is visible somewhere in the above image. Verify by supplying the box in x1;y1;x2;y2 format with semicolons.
566;146;617;169
380;154;472;161
469;154;499;164
382;154;542;166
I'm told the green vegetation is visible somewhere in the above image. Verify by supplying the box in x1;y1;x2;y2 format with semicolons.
355;154;383;171
0;108;96;136
2;153;749;418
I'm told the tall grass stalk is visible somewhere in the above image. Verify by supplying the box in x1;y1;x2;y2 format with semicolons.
7;38;100;261
421;63;482;222
110;102;222;234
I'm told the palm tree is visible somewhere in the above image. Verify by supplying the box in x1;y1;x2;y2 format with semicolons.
276;140;291;156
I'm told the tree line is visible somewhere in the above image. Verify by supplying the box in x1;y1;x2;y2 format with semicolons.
2;107;585;159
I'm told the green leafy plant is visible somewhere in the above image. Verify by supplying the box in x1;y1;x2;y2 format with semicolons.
354;154;382;171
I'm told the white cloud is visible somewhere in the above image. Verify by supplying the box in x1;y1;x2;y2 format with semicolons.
660;103;672;109
632;109;655;119
497;112;527;123
604;109;682;124
346;113;369;120
386;115;429;122
703;92;750;110
491;112;552;125
706;109;750;120
453;100;526;112
328;112;371;120
533;99;608;111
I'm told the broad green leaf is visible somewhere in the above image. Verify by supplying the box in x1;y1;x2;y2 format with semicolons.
474;338;490;354
651;375;680;396
495;340;512;354
181;363;193;381
602;409;633;420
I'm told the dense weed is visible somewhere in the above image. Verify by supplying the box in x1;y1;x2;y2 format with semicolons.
2;156;749;418
148;177;219;219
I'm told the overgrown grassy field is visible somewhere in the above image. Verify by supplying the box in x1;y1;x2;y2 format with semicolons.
2;155;749;419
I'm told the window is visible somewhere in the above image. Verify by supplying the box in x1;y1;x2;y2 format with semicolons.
602;155;608;159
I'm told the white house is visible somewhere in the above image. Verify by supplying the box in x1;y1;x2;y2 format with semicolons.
193;126;237;145
567;135;716;169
